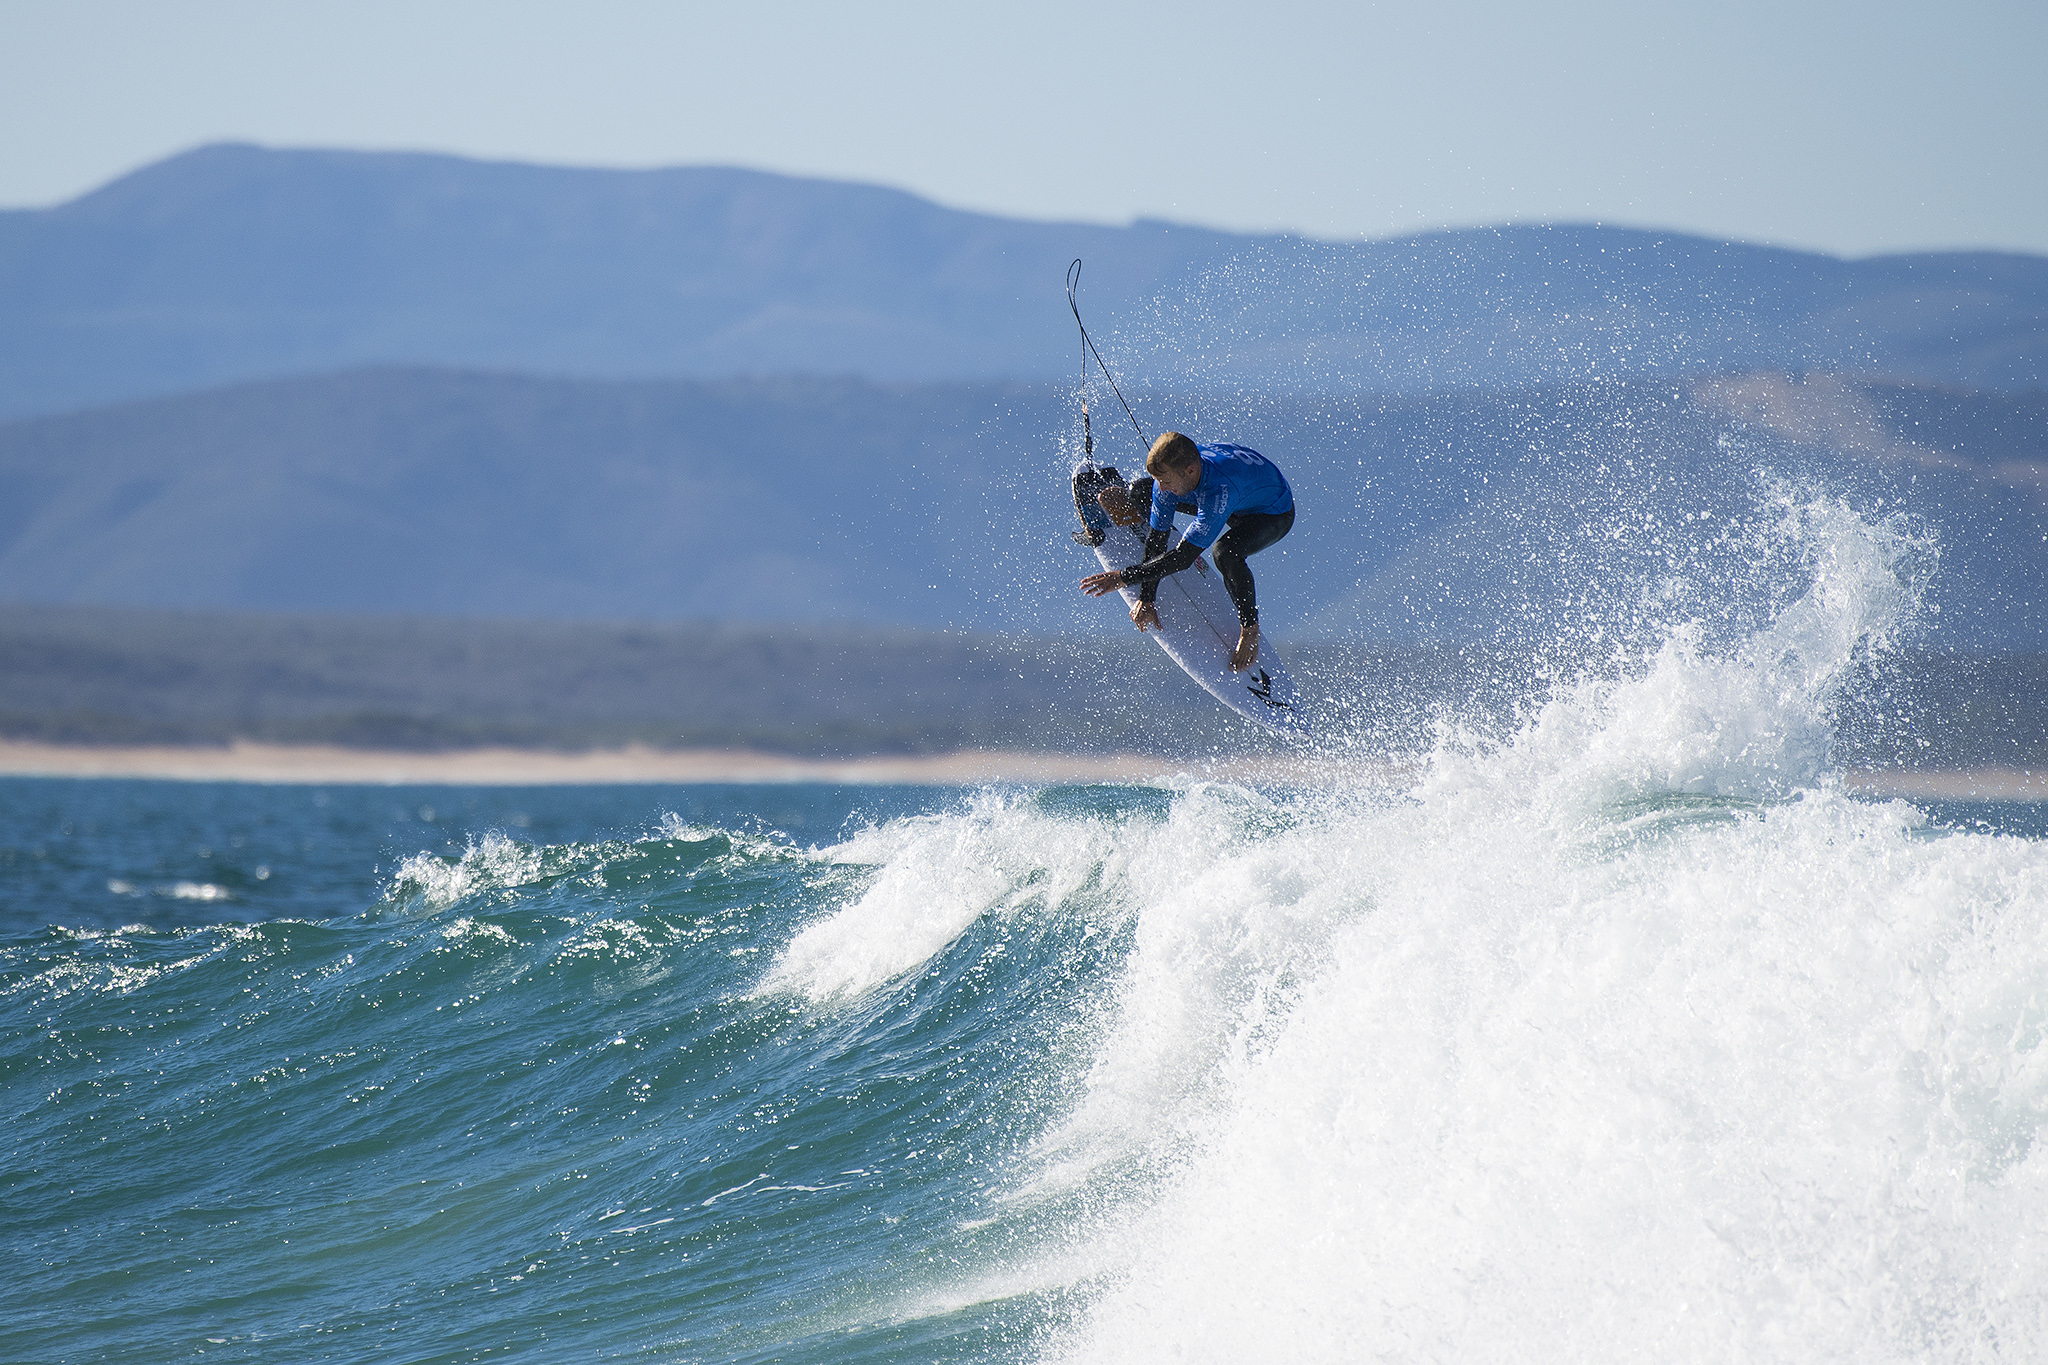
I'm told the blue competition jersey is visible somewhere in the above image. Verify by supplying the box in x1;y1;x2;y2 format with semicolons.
1148;443;1294;550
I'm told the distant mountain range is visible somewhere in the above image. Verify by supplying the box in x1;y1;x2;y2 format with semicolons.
2;366;2041;649
1;144;2043;419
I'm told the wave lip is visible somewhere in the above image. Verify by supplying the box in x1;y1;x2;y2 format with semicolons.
1419;488;1936;823
765;792;1136;1002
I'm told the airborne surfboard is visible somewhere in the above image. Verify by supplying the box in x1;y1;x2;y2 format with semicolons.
1073;463;1311;736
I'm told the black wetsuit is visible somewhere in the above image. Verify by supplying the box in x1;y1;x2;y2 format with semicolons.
1124;503;1296;628
1075;463;1296;629
1114;444;1295;629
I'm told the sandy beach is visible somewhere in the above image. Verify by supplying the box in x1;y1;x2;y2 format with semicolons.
0;738;2037;798
0;739;1193;787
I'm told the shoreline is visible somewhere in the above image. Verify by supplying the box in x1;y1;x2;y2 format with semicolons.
0;739;1199;787
0;739;2038;799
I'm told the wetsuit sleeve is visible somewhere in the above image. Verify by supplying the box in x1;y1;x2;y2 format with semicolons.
1148;480;1178;533
1122;528;1202;602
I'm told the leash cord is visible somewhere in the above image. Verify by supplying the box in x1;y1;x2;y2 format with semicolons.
1066;259;1148;457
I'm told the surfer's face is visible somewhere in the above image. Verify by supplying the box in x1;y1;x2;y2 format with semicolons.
1155;462;1202;497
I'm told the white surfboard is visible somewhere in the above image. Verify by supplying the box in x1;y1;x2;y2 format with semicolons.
1075;466;1311;736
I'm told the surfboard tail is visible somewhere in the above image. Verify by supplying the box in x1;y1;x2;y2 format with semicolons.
1072;464;1124;547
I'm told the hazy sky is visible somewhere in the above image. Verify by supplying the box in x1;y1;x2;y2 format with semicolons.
4;0;2043;256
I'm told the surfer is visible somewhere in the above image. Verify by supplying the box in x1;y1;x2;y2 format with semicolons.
1079;432;1295;671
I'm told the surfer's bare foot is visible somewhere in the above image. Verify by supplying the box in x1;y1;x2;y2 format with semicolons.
1097;485;1143;529
1229;622;1259;671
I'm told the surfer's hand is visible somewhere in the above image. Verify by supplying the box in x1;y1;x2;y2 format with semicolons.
1131;601;1160;632
1080;569;1125;597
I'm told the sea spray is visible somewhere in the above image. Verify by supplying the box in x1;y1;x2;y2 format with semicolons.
1040;494;2044;1363
1410;481;1937;812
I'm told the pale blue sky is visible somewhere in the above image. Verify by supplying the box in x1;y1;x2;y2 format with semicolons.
3;0;2043;256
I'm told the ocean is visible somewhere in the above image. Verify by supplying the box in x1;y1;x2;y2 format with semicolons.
7;495;2048;1362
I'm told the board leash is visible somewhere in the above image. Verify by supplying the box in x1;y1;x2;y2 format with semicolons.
1066;259;1148;463
1066;264;1307;738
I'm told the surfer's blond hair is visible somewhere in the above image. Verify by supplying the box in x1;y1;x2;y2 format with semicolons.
1146;431;1200;475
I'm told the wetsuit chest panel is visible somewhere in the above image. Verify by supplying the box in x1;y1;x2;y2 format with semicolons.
1150;444;1294;550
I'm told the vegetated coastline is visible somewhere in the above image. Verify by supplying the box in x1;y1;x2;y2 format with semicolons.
1;604;2039;788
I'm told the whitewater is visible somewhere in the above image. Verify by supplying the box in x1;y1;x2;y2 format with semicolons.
6;492;2047;1363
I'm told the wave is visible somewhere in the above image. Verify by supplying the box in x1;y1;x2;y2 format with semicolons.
7;491;2045;1363
1018;493;2046;1361
749;489;2048;1360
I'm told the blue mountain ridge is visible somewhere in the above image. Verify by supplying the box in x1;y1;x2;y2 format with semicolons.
1;143;2042;420
1;367;2040;649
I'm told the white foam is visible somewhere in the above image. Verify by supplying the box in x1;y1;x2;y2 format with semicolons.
731;489;2046;1356
1029;784;1364;1187
1048;788;2048;1362
765;793;1132;1001
1032;495;2048;1361
1426;489;1930;823
387;831;546;911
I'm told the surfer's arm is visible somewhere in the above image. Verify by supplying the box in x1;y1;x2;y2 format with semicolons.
1121;527;1201;602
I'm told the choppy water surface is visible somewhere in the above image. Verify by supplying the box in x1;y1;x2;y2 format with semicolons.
7;496;2048;1363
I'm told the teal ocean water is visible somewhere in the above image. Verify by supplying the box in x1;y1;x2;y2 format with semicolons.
8;764;2048;1365
9;494;2048;1362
